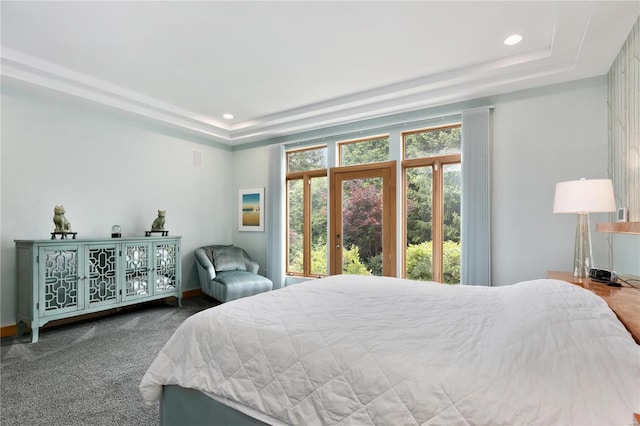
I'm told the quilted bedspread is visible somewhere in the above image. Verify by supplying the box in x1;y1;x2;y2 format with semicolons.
140;275;640;425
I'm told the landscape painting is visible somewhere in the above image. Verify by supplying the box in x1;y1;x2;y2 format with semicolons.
239;188;264;231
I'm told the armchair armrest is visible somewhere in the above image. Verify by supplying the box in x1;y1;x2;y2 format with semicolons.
245;258;259;274
194;248;216;280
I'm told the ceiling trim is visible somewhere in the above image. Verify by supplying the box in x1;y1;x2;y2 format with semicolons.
0;4;600;146
1;48;232;141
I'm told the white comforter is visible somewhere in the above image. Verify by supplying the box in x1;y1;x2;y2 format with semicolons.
140;275;640;425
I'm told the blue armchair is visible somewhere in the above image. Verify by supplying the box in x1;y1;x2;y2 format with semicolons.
194;245;273;303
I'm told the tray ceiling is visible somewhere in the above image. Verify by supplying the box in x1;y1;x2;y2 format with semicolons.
1;1;638;145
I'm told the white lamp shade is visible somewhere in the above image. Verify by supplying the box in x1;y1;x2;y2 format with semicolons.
553;178;616;214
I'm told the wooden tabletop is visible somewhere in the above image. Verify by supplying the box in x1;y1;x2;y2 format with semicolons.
547;271;640;344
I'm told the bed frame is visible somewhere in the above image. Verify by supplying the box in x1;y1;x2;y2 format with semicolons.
160;385;269;426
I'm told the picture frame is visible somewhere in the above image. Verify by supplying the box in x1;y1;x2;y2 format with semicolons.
239;188;265;232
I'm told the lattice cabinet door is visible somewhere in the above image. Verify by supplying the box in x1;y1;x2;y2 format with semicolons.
38;244;84;317
122;242;153;301
86;243;120;308
153;241;180;299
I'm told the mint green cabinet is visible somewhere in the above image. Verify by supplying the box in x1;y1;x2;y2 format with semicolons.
16;236;181;342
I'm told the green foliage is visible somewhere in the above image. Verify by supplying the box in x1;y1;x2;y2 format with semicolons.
342;245;371;275
310;177;328;247
406;240;461;284
406;167;433;244
287;147;327;172
365;253;382;276
442;240;461;284
406;242;433;281
287;176;327;274
405;166;462;245
287;180;304;273
443;165;461;243
405;127;461;159
289;248;303;273
310;243;328;276
343;180;382;261
341;137;389;166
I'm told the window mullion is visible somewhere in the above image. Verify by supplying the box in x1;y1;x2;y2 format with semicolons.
303;175;312;276
433;161;444;282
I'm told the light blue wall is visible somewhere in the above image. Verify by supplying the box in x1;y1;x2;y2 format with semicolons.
0;84;234;326
230;144;272;276
490;77;611;284
1;75;627;327
613;234;640;274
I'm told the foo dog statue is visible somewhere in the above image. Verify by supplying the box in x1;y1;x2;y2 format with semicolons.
151;210;166;231
53;205;72;232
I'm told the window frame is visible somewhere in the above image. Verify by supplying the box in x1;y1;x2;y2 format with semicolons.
284;122;464;282
337;134;390;167
285;145;328;278
401;124;461;283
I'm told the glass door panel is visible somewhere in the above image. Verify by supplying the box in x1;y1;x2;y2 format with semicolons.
40;246;81;315
330;162;396;277
87;245;118;307
405;166;433;281
155;242;177;293
123;243;151;298
287;179;304;274
442;163;461;284
341;177;383;275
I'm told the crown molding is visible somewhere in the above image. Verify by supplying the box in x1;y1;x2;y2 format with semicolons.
0;24;582;146
1;48;233;141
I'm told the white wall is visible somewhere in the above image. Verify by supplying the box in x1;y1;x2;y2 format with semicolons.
1;84;234;326
230;77;614;287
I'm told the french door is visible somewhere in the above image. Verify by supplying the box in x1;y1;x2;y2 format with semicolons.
329;161;396;276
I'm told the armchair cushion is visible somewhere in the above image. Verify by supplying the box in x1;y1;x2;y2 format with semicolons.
195;244;273;303
211;246;247;272
214;271;273;302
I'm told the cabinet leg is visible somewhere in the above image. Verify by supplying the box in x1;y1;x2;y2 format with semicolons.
16;321;39;342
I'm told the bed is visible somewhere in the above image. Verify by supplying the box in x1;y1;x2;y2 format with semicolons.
140;275;640;425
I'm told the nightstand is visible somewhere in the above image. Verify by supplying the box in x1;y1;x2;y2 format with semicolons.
547;271;640;344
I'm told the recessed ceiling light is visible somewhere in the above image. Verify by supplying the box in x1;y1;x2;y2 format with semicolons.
504;34;523;46
223;113;234;120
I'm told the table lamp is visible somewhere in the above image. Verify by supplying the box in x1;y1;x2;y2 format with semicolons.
553;178;616;277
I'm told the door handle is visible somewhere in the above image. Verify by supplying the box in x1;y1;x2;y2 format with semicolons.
335;244;341;249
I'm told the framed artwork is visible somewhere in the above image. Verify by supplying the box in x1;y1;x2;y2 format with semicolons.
239;188;265;232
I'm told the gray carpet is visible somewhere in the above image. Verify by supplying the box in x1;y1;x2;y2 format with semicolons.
1;295;219;426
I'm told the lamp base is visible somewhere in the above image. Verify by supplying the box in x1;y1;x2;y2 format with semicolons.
572;213;593;278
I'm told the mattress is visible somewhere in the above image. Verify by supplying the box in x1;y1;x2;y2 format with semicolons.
140;275;640;425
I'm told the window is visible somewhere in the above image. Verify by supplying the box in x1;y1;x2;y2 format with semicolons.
286;146;328;277
284;123;462;282
338;135;389;166
403;125;461;284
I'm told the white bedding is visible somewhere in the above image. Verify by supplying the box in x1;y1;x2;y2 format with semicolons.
140;275;640;425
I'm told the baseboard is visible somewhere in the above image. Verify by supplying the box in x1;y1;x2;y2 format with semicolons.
182;288;202;299
1;289;203;339
1;324;17;338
